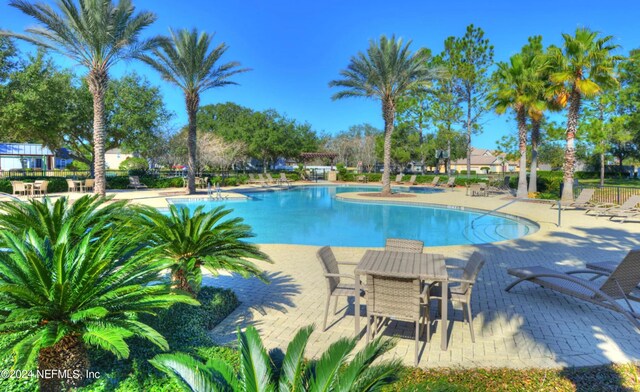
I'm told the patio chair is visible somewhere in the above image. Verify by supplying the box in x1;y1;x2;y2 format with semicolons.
247;173;261;184
33;180;49;196
66;179;81;192
365;273;430;365
445;177;456;187
469;182;487;197
428;252;485;343
83;179;94;193
265;173;277;184
385;238;424;253
316;246;363;331
11;181;26;196
256;173;269;186
278;173;291;186
586;195;640;219
128;176;148;190
430;176;440;187
394;174;404;184
552;188;596;210
505;249;640;331
356;175;368;183
401;175;417;185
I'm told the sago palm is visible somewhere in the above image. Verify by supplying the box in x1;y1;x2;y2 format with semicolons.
150;324;402;392
0;200;197;392
330;35;437;196
139;28;248;194
545;28;621;201
2;0;159;196
137;205;270;296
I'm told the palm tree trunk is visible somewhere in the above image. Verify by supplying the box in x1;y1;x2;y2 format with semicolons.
381;100;395;196
600;149;605;187
528;118;541;194
38;334;90;392
87;68;108;196
516;106;528;198
561;89;581;202
186;93;200;195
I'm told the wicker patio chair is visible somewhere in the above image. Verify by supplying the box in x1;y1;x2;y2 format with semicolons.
33;180;49;196
366;273;430;365
11;181;26;196
428;252;485;343
66;179;81;192
83;179;94;192
316;246;363;331
385;238;424;253
505;249;640;330
552;188;596;210
128;176;148;190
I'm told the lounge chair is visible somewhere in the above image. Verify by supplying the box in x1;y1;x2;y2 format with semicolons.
430;176;440;187
128;176;148;190
385;238;423;253
356;175;368;183
552;188;596;210
11;181;26;196
366;273;430;365
429;252;485;343
265;173;277;184
83;179;94;193
316;246;363;331
587;195;640;219
394;174;404;184
469;182;487;197
33;180;49;196
401;175;417;185
256;173;269;186
505;249;640;330
247;173;261;184
278;173;291;186
66;179;82;192
445;177;456;187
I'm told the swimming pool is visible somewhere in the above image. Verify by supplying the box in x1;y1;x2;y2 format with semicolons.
170;185;538;247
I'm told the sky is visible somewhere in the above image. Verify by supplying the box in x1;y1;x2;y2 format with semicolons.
1;0;639;149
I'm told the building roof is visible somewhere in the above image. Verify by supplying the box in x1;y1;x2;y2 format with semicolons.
451;148;507;166
0;143;53;156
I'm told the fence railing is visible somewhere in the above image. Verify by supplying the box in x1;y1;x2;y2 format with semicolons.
579;185;640;205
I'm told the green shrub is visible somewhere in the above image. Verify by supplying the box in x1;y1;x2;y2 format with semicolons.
66;161;90;171
119;157;148;171
223;177;238;186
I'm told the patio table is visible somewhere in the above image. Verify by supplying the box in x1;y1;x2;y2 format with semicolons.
354;250;450;350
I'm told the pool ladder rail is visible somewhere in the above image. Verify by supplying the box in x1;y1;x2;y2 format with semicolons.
207;183;229;201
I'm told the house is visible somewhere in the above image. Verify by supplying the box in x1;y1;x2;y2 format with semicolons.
105;148;135;169
450;148;517;174
0;143;57;170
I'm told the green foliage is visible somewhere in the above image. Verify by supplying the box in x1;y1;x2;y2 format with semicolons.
120;157;149;171
136;204;271;296
151;324;402;392
66;161;90;171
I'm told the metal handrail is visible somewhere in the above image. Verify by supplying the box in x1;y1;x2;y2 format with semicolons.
470;198;526;229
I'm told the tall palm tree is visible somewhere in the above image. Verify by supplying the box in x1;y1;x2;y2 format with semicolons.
546;28;621;202
490;54;535;198
329;35;436;196
150;324;402;392
3;0;159;196
0;197;197;392
139;29;248;194
136;204;271;297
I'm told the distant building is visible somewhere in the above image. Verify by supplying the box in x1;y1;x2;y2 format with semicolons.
0;143;70;170
450;148;517;174
105;148;135;169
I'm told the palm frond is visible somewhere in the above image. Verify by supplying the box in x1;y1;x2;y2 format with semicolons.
238;326;274;392
150;352;218;392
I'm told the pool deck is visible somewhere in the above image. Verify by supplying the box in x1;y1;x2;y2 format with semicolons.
33;182;640;368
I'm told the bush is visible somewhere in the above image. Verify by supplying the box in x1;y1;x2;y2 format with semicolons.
66;161;90;171
119;157;148;171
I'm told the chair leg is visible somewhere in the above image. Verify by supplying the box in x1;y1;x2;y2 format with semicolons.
366;314;372;344
333;296;339;315
466;302;475;343
414;320;420;366
323;294;331;331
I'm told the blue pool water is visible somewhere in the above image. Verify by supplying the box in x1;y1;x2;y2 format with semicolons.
171;186;538;247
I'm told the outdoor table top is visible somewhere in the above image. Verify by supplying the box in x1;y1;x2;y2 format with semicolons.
355;250;447;280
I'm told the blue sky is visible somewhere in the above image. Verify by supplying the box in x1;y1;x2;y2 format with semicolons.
1;0;638;149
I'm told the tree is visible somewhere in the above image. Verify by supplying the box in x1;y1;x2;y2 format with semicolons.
330;35;436;196
4;0;159;195
139;29;248;194
198;133;248;171
0;36;17;82
546;28;621;201
150;324;402;392
442;25;494;180
0;196;196;391
137;204;270;297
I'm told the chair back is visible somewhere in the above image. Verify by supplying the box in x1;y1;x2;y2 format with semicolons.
574;188;595;204
600;249;640;298
317;246;341;293
249;173;255;180
280;173;288;181
458;252;485;294
84;179;94;188
129;176;140;184
257;173;265;180
447;177;456;186
503;176;511;188
66;179;76;188
395;174;403;182
11;181;25;192
619;195;640;210
266;173;274;181
432;176;440;185
408;175;416;183
385;238;423;253
366;274;421;321
38;180;49;192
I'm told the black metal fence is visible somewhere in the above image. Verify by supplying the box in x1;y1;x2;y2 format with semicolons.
578;185;640;205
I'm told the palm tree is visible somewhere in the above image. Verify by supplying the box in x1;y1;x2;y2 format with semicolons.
0;197;197;392
150;324;402;392
490;54;535;198
329;35;436;196
546;28;621;202
137;204;271;297
139;29;248;194
3;0;159;196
